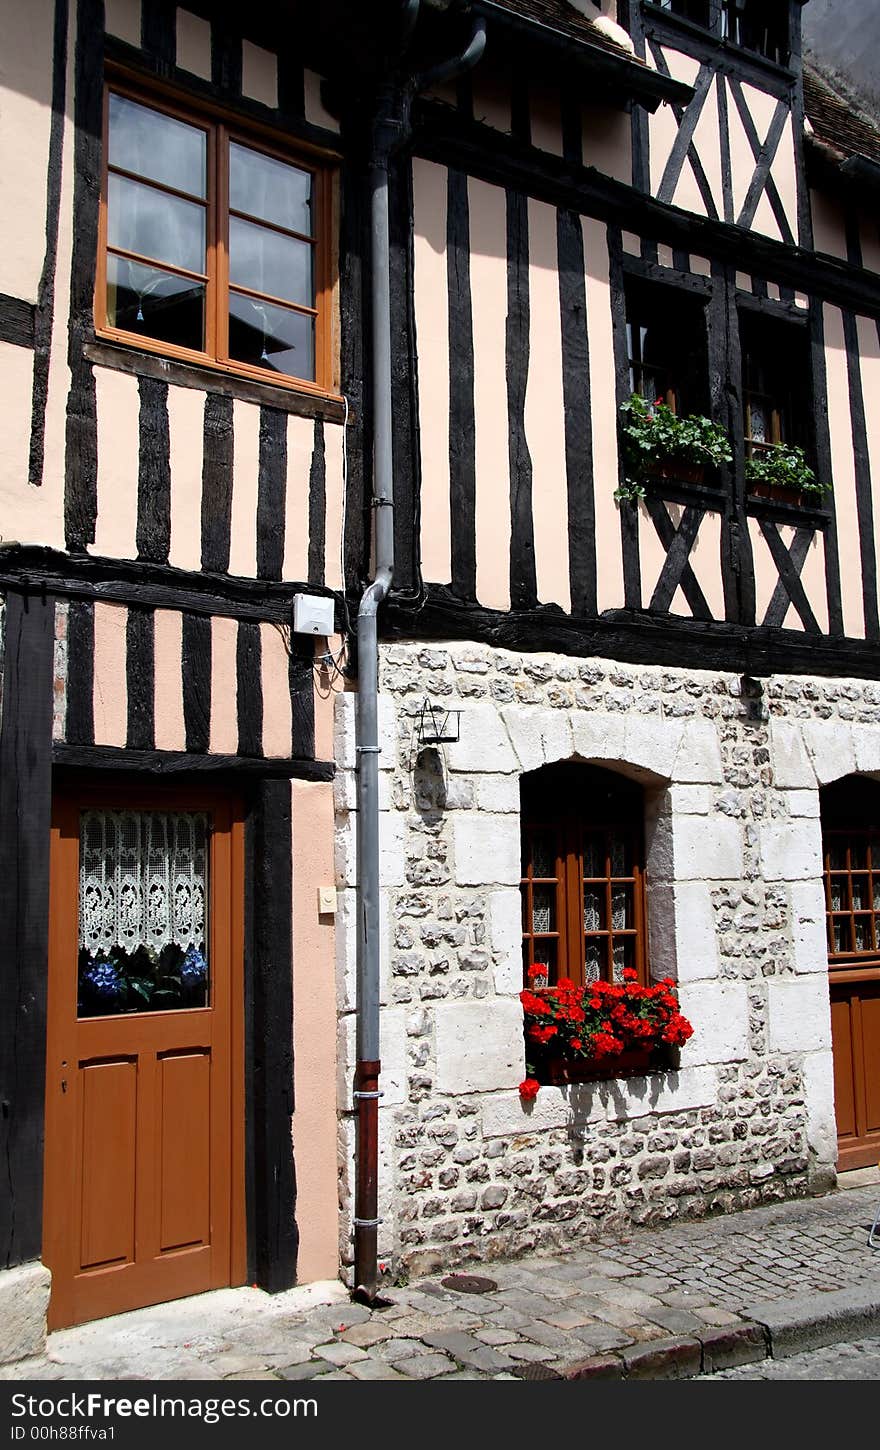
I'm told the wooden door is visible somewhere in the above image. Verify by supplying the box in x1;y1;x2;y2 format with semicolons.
822;788;880;1172
43;788;245;1330
830;975;880;1171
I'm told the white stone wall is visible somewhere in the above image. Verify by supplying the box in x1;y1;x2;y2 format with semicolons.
333;643;862;1278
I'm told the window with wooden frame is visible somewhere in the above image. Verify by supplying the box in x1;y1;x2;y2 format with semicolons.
740;310;811;464
625;278;709;417
721;1;790;66
97;83;334;393
521;763;648;989
822;778;880;967
653;1;713;28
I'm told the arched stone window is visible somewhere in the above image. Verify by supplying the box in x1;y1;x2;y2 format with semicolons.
520;762;648;988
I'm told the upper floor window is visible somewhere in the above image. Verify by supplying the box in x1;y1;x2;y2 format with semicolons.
654;1;712;25
649;1;791;66
625;277;709;416
721;1;789;65
740;310;810;464
98;86;333;393
521;763;648;989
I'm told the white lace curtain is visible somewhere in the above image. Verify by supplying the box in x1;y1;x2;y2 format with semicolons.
79;811;208;956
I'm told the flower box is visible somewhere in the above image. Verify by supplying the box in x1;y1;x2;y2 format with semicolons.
543;1045;676;1085
645;459;706;487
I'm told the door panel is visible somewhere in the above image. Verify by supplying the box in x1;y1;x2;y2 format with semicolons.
158;1050;212;1252
44;789;244;1330
830;978;880;1171
79;1059;137;1271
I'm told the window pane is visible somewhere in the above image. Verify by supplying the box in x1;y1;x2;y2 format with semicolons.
828;842;847;870
109;93;206;198
612;939;634;982
583;888;603;932
228;293;315;379
582;833;603;878
107;254;205;351
78;810;209;1018
532;886;554;935
829;877;845;912
530;831;556;880
584;941;601;984
612;887;632;930
230;142;312;234
850;840;868;869
611;835;632;876
854;918;872;952
851;878;868;911
108;173;206;275
229;217;313;308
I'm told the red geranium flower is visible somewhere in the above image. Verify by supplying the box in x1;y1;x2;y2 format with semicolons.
518;1078;540;1101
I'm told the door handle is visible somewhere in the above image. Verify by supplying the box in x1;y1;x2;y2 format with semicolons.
61;1080;67;1093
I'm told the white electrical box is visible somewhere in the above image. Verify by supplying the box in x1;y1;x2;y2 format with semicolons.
293;592;335;636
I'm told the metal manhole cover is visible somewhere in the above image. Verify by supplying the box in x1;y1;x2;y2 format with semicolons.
513;1364;563;1381
440;1273;498;1295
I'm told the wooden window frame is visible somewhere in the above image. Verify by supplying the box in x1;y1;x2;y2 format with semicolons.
823;826;880;970
521;770;648;990
624;278;709;418
740;310;811;465
96;76;338;400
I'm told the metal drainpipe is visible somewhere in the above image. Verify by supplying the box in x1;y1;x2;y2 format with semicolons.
352;4;487;1303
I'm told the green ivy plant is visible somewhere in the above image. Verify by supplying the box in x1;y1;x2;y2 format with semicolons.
744;442;830;498
616;392;733;503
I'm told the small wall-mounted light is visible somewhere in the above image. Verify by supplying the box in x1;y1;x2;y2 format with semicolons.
415;698;461;747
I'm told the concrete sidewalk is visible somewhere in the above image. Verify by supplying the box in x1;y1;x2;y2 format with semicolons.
6;1176;880;1383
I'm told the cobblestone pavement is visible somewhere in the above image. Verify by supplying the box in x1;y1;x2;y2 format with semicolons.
706;1336;880;1380
5;1183;880;1382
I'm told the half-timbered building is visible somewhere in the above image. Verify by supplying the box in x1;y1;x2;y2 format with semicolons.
2;0;880;1354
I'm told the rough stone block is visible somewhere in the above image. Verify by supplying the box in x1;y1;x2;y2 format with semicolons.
758;820;822;882
667;816;743;882
801;1050;838;1165
699;1323;767;1373
335;809;411;890
435;1000;525;1094
852;723;880;775
337;1006;408;1110
489;889;524;995
621;1336;702;1379
801;720;856;787
453;814;520;886
0;1262;50;1365
786;789;820;820
767;976;831;1054
789;881;830;975
624;715;684;780
667;785;711;815
445;704;519;774
334;692;397;771
570;711;627;765
678;982;749;1064
673;719;724;784
476;775;521;813
564;1353;624;1380
500;706;573;774
649;882;719;984
480;1088;578;1138
770;720;815;790
603;1066;717;1121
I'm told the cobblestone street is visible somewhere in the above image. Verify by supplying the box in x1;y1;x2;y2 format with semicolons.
5;1181;879;1382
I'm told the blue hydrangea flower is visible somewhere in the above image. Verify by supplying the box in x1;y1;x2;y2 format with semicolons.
181;945;207;983
83;959;121;997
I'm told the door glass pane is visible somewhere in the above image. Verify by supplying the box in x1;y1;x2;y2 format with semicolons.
78;810;210;1017
230;143;313;234
108;174;206;275
109;93;207;197
228;292;314;379
611;835;632;876
229;217;313;307
106;255;205;351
